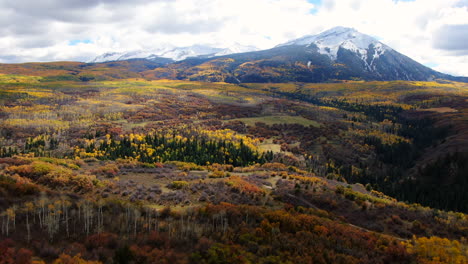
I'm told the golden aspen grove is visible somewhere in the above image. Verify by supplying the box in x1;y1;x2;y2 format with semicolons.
0;68;467;263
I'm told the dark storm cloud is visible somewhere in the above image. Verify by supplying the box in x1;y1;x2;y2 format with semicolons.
0;0;229;37
0;12;50;35
143;1;228;34
145;14;225;34
0;0;229;56
433;24;468;54
0;0;158;24
0;0;161;49
15;37;57;49
2;0;156;12
0;54;23;62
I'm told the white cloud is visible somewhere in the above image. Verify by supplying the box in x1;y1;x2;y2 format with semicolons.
300;0;468;76
0;0;466;76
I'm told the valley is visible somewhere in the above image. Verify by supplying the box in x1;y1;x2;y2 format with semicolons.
1;0;467;260
0;71;467;263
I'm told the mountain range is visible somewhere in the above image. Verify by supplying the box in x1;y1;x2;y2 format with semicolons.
91;26;467;83
90;43;259;63
1;25;468;264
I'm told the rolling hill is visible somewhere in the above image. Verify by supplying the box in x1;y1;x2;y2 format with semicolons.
0;27;467;264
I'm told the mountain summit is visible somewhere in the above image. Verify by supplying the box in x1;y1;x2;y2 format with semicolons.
278;26;389;65
269;26;449;81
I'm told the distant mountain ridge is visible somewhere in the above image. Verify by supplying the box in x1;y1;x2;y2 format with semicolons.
90;43;259;63
1;27;465;83
277;26;389;62
138;27;467;83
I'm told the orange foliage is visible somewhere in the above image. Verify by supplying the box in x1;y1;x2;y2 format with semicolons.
91;164;119;177
130;245;188;264
288;174;326;186
225;176;265;195
261;162;288;171
405;236;468;264
52;254;102;264
0;240;33;264
85;233;118;249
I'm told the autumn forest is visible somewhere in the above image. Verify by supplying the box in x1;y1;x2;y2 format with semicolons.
0;62;467;263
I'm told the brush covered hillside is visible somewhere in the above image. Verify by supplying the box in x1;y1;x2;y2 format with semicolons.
135;27;468;83
0;72;468;263
3;27;468;85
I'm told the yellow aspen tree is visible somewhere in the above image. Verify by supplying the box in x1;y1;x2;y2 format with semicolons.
133;208;140;237
62;199;72;237
25;202;34;242
5;207;15;236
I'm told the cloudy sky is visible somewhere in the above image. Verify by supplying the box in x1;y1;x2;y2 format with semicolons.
0;0;467;76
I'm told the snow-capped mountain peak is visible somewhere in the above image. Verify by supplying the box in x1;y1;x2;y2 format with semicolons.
214;43;259;57
90;44;259;63
278;26;390;61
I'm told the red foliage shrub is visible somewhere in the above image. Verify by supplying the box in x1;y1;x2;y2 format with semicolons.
0;240;33;264
0;157;31;166
146;231;170;248
91;164;119;178
63;243;87;258
15;248;33;264
85;233;118;250
0;175;40;195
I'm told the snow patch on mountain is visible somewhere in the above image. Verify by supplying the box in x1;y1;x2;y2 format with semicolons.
90;43;258;63
278;26;390;63
214;43;259;57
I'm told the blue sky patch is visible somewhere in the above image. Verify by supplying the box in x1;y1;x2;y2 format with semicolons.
308;0;321;14
308;0;322;5
424;62;439;68
69;39;92;46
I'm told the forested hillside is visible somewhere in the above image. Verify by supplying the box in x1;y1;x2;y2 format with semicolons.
0;74;467;263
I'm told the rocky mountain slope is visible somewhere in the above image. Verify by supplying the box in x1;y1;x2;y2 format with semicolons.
141;27;467;83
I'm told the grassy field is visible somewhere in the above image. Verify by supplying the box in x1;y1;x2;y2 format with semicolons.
230;115;321;127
